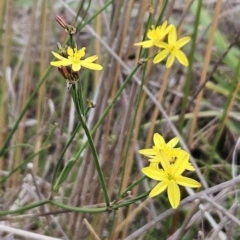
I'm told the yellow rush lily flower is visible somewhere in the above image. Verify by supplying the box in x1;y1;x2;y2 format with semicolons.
139;133;195;171
134;21;173;48
142;151;201;209
153;25;190;68
139;133;179;158
50;46;103;72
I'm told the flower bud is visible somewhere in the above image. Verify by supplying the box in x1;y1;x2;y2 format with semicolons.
58;66;79;89
55;15;76;35
55;15;68;29
58;66;70;80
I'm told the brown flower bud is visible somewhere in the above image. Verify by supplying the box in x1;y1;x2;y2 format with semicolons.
55;15;76;35
55;15;68;29
58;66;70;80
57;66;79;89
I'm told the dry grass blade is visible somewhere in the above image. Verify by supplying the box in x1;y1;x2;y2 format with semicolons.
189;0;223;148
0;225;62;240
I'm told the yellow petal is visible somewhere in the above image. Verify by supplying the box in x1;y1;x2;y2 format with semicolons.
173;50;189;66
153;49;169;64
67;47;74;57
167;137;179;148
50;59;72;67
158;21;171;38
72;63;81;71
155;42;168;48
153;133;165;148
175;37;191;49
148;158;161;163
159;151;170;171
147;28;157;40
176;176;201;188
139;149;157;156
186;162;195;171
166;54;175;68
134;40;154;48
149;181;167;197
149;162;159;168
173;152;189;174
167;181;180;209
177;149;189;156
79;61;103;70
164;24;174;35
142;167;165;181
75;47;86;59
51;51;67;60
84;55;98;62
160;21;168;31
168;26;177;45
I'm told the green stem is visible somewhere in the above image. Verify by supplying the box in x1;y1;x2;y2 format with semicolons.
118;176;146;199
79;0;91;25
74;0;86;24
74;64;141;160
69;34;74;48
156;0;168;25
71;84;83;116
71;65;140;206
76;0;114;32
0;199;49;216
74;102;110;207
112;191;150;209
70;83;110;207
77;81;85;116
0;190;150;216
50;200;107;213
178;0;202;131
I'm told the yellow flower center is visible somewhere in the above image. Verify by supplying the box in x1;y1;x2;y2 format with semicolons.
170;156;177;163
167;172;175;181
168;45;175;52
69;53;80;63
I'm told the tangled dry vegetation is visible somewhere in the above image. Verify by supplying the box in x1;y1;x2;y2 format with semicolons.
1;0;240;239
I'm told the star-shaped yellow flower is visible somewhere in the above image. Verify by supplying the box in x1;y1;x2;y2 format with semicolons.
139;133;194;171
139;133;179;158
153;25;190;68
134;21;173;48
142;151;201;209
50;46;103;72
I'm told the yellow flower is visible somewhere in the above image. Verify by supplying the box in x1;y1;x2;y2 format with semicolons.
50;46;103;72
139;133;179;158
142;151;201;209
150;151;195;171
139;133;194;171
153;25;190;68
134;21;173;48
